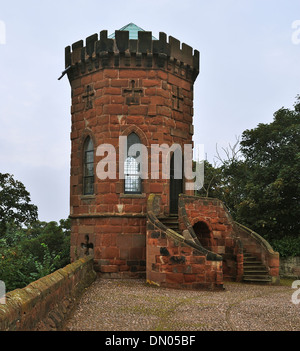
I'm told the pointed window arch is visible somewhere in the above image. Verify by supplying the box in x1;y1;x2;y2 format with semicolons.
124;132;142;194
83;136;94;195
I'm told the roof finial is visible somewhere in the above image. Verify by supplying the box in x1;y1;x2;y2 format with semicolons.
108;23;157;40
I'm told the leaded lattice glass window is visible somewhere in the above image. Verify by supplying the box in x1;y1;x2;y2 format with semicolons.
83;137;94;195
124;133;142;194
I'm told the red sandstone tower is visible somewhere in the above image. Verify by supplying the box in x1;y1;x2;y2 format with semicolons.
65;23;200;276
65;24;279;289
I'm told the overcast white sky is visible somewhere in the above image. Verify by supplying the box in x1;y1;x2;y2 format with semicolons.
0;0;299;222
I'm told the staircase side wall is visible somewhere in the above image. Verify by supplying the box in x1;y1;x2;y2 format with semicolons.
146;195;223;290
179;196;243;282
146;218;223;290
233;223;280;284
0;256;96;331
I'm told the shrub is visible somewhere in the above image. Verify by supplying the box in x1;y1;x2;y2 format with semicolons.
268;236;300;258
0;219;70;292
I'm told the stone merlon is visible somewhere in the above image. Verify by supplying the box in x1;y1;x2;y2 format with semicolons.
64;29;200;81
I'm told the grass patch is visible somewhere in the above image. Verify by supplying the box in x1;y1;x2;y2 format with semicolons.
279;278;297;287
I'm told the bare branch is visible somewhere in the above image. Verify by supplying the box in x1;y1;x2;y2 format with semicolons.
214;136;241;165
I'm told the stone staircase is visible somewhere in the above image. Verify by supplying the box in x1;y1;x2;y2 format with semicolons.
157;215;273;285
243;250;272;284
159;215;179;233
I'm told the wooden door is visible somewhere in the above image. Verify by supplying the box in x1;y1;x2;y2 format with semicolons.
170;153;183;214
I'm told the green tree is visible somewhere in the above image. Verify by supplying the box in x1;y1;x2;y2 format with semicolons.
0;173;38;236
197;95;299;245
237;96;300;238
0;219;71;292
21;220;71;269
0;174;71;292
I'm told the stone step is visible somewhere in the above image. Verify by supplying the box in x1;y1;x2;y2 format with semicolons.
159;217;179;223
161;220;179;226
244;262;266;270
243;269;269;274
243;256;258;261
243;260;265;266
244;266;269;273
159;217;179;231
243;249;271;284
160;222;179;228
243;276;272;283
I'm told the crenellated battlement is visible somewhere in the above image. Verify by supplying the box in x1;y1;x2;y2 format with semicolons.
65;29;200;82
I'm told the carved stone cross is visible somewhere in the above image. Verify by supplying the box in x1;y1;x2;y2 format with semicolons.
123;80;143;105
172;86;184;111
82;85;95;110
81;235;94;256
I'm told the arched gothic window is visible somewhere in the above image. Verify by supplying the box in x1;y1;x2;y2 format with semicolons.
124;133;142;194
83;136;94;195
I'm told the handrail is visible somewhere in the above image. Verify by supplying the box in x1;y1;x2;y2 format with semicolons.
179;194;277;256
233;221;276;255
178;194;241;255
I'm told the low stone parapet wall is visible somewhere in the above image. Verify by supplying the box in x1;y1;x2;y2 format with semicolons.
0;256;96;331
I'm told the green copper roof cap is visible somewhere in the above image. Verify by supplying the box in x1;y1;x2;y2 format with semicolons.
109;23;157;40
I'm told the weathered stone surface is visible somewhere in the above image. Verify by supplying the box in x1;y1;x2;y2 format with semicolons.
146;194;224;290
0;257;96;331
68;27;197;277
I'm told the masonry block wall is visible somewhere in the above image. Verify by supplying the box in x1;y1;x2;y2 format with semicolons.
147;194;224;290
146;222;223;290
66;29;199;275
179;196;244;281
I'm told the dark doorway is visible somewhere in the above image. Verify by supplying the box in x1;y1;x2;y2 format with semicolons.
170;153;183;214
193;221;213;250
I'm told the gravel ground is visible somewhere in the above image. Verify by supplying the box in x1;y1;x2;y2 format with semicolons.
64;278;300;331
